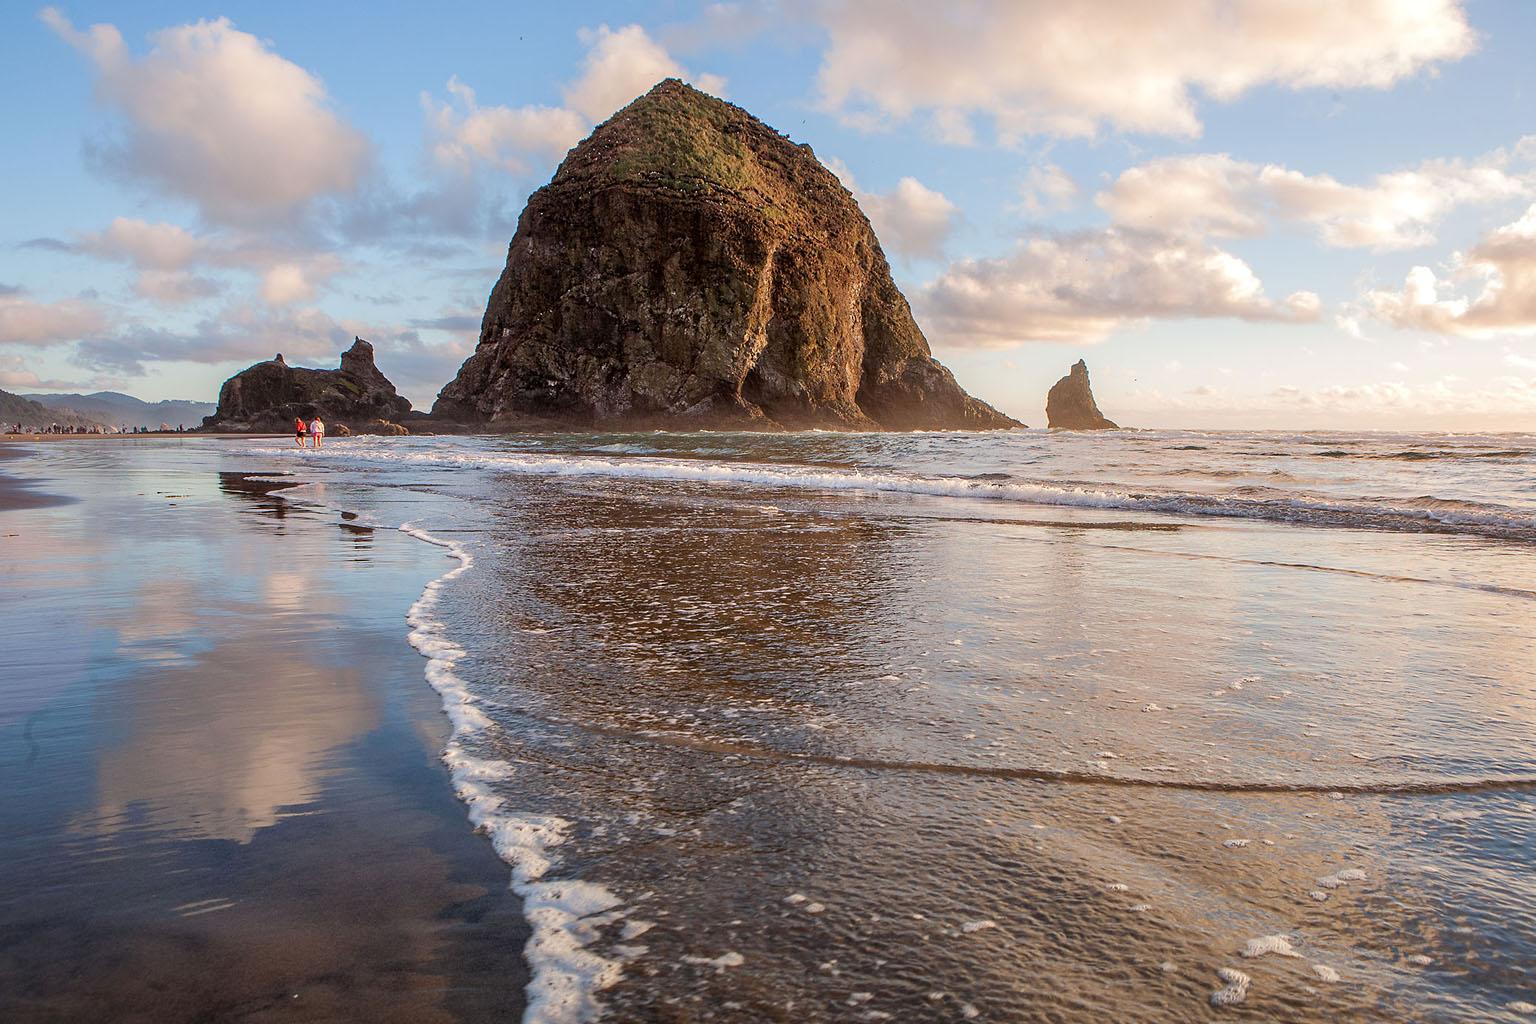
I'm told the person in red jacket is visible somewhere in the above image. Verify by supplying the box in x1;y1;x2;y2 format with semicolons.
294;417;308;447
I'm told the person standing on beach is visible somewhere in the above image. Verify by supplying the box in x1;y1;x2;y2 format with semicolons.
309;416;326;449
295;417;308;447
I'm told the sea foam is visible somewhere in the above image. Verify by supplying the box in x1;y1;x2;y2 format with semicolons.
402;522;627;1024
263;439;1536;541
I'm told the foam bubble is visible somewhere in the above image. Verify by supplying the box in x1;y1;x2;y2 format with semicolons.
1312;964;1341;983
682;951;745;973
961;920;998;934
1317;868;1366;889
1210;968;1251;1007
1242;934;1300;959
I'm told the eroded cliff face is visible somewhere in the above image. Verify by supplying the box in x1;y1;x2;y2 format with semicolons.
202;339;412;432
1046;360;1119;430
433;79;1018;431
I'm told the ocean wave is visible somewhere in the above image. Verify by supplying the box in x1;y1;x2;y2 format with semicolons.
272;442;1536;542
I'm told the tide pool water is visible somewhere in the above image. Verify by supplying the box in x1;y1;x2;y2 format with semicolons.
232;428;1536;1019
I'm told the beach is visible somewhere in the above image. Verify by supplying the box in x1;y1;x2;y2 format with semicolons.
0;440;528;1023
3;430;1535;1022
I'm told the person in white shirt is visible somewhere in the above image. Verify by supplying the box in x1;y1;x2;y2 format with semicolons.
309;417;326;448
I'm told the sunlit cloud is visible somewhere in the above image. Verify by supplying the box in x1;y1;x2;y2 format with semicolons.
809;0;1474;141
42;8;369;224
918;228;1320;347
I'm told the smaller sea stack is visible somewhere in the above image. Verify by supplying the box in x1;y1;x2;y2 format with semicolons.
201;338;412;433
1046;360;1118;430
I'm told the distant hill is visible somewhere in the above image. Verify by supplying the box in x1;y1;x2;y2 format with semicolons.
1;389;102;428
20;391;215;430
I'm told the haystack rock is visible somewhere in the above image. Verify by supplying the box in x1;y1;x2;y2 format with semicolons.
1046;360;1118;430
201;338;412;433
433;79;1019;431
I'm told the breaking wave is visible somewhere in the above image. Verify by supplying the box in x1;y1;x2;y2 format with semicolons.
269;440;1536;542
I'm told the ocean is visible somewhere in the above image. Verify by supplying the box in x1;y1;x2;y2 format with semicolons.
238;427;1536;1021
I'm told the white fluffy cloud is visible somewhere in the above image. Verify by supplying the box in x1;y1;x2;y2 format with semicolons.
0;292;109;345
1099;148;1532;249
0;355;82;390
810;0;1474;140
1364;204;1536;336
78;218;203;269
565;24;726;121
43;9;369;224
918;228;1320;347
1018;164;1079;215
425;24;725;175
71;218;343;307
423;78;587;174
829;161;959;260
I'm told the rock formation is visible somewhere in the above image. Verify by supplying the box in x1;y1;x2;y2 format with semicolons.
1046;360;1118;430
433;79;1018;431
201;338;412;433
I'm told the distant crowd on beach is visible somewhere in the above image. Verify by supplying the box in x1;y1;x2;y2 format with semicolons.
6;422;188;435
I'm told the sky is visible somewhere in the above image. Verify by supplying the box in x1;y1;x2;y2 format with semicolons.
2;0;1535;431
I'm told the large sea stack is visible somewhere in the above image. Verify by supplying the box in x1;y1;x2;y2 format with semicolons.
1046;360;1119;430
433;79;1018;431
201;338;412;433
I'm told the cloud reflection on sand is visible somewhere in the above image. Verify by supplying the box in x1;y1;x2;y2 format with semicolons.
89;641;377;844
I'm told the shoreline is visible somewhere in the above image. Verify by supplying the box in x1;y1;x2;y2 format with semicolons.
2;432;291;442
0;443;530;1022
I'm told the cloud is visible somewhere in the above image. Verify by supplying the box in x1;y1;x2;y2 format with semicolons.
1098;147;1532;249
66;217;345;307
829;161;959;260
0;292;109;345
1363;203;1536;336
0;354;100;389
917;228;1320;347
809;0;1474;141
424;24;725;176
408;313;482;332
1018;164;1079;215
258;257;343;306
134;270;222;305
423;78;587;174
565;24;726;121
1125;374;1536;426
69;304;468;403
42;8;369;224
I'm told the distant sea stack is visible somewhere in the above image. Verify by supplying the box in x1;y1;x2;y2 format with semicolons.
201;338;412;433
1046;360;1119;430
433;79;1018;432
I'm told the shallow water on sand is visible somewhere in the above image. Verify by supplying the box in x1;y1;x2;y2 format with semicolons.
0;444;528;1023
221;428;1536;1022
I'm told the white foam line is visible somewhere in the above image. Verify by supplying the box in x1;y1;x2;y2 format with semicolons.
401;521;625;1024
248;441;1536;538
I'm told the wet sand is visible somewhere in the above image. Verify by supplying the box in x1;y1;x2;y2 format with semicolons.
0;443;528;1023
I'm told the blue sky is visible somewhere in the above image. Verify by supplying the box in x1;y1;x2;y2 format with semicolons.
2;1;1535;429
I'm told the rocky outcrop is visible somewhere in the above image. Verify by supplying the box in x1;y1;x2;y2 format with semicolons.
1046;360;1118;430
433;79;1018;432
201;339;412;433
